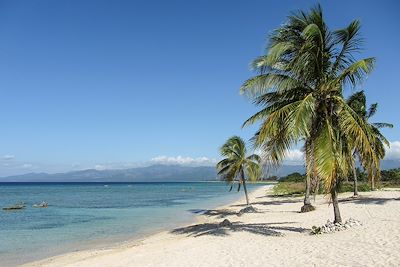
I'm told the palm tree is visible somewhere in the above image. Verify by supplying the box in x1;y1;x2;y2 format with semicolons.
347;91;393;194
216;136;261;206
240;5;383;223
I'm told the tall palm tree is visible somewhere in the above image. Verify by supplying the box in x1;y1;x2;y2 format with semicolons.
347;91;393;194
216;136;261;206
240;5;383;223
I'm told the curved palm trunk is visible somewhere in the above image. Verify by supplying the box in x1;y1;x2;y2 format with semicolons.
331;185;342;223
352;163;358;197
241;169;250;206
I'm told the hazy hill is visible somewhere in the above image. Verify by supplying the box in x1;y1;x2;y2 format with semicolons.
1;160;398;182
0;165;217;182
1;164;305;182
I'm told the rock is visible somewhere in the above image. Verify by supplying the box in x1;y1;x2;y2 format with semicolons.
300;204;316;213
237;206;257;216
219;219;232;227
311;218;362;235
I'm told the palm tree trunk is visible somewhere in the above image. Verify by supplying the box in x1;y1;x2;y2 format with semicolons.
301;140;315;212
301;175;313;209
241;169;250;206
369;168;375;191
313;176;319;202
331;184;342;224
352;164;358;197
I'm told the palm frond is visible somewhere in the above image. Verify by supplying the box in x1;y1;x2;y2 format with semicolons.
314;118;338;192
366;103;377;118
372;122;394;129
336;58;375;88
331;20;362;74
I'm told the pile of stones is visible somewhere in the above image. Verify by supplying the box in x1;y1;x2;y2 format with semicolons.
311;218;362;234
237;206;258;216
219;219;232;227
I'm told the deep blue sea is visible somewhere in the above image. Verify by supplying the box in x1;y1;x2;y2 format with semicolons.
0;182;264;266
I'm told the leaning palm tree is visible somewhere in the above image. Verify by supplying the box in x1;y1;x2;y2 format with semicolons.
240;5;384;223
216;136;261;206
347;91;393;194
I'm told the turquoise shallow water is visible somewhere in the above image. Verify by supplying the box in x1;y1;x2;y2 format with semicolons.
0;182;264;266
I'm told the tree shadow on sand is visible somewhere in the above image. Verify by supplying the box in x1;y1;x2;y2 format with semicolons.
230;198;302;208
187;208;263;218
171;221;307;237
339;196;400;205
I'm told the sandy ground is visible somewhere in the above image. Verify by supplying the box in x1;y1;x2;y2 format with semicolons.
22;186;400;267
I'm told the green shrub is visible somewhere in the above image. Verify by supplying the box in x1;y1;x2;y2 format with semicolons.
279;172;306;183
380;181;400;188
272;177;400;197
264;175;279;181
338;182;370;193
381;168;400;181
272;182;305;196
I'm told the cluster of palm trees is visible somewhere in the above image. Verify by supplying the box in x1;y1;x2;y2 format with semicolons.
347;91;393;195
216;5;391;223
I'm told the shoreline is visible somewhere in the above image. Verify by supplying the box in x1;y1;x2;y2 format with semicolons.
17;185;270;267
21;185;400;266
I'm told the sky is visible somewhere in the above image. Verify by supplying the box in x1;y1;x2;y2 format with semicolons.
0;0;399;176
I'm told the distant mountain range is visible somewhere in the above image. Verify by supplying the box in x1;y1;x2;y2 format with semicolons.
0;164;304;182
1;160;399;182
0;165;217;182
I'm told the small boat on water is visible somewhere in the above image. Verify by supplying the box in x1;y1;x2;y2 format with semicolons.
2;202;26;211
33;201;48;208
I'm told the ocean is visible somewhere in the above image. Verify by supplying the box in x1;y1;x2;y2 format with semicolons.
0;182;264;266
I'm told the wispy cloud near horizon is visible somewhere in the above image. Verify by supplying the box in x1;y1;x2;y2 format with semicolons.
1;140;399;177
385;141;400;160
150;156;217;166
2;155;15;160
283;149;304;165
276;140;400;164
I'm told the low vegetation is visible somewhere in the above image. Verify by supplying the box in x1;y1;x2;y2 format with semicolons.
271;168;400;197
272;182;305;196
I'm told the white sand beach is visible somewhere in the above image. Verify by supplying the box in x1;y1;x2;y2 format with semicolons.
22;185;400;267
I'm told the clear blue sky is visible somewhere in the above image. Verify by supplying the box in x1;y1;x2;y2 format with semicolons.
0;0;399;175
